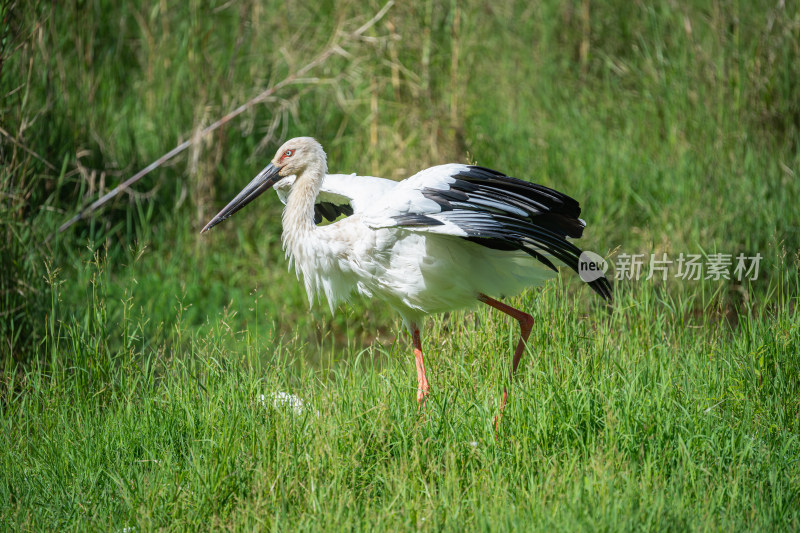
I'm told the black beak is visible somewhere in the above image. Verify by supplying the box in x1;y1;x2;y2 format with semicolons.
201;163;282;233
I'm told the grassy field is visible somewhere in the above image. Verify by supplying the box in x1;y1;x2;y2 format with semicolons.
2;0;800;530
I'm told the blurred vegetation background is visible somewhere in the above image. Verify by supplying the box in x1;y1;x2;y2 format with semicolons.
1;0;799;364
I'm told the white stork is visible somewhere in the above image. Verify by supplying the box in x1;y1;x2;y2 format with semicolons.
202;137;611;423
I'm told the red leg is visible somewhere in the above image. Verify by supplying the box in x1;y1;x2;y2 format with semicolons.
411;323;430;408
478;293;534;427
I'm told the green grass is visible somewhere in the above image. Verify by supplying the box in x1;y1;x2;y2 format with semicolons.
2;257;798;530
2;0;800;529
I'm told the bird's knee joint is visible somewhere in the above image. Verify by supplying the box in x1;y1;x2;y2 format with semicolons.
519;313;534;334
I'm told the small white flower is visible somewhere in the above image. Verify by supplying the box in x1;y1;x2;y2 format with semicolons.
258;392;317;416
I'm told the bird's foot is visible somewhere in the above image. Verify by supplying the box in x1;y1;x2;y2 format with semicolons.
493;388;509;434
493;412;504;433
416;381;430;410
416;388;429;410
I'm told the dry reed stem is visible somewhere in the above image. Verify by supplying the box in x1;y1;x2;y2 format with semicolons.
56;0;394;236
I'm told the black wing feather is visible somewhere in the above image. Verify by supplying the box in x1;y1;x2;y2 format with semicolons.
314;201;354;224
395;165;612;300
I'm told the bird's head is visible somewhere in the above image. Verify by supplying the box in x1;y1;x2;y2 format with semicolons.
270;137;326;178
200;137;326;233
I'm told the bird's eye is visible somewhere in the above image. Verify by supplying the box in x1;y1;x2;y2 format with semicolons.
284;150;294;157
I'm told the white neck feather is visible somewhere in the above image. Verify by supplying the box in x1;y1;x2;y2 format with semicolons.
281;157;326;279
282;169;322;238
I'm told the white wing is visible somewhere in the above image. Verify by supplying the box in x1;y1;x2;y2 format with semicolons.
360;164;612;300
274;173;397;222
360;164;471;236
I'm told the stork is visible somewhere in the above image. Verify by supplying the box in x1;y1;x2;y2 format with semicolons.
202;137;611;423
